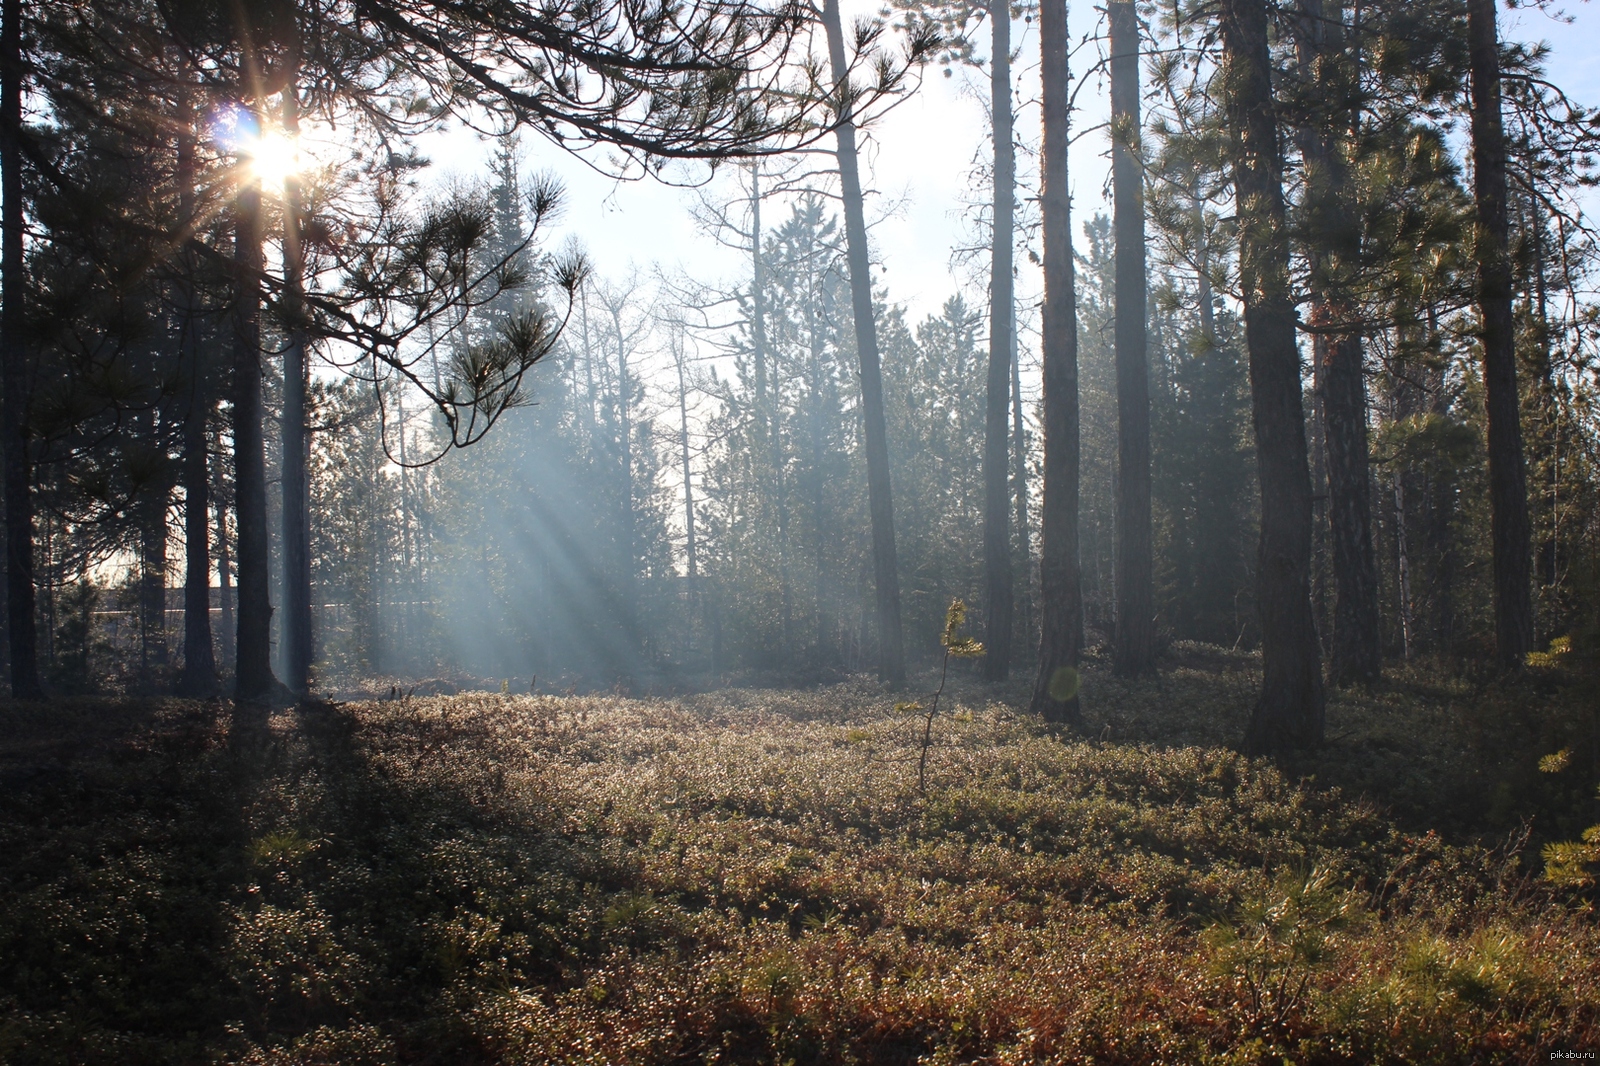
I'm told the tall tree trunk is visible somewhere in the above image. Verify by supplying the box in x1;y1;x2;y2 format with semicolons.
822;0;905;687
280;85;312;695
1297;0;1379;686
1467;0;1533;667
982;0;1016;680
1030;0;1084;727
1;0;40;698
1221;0;1325;753
176;110;217;697
232;171;280;701
1109;0;1154;677
1322;331;1379;683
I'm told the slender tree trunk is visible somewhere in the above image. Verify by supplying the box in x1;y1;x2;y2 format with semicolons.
1010;343;1031;647
614;311;638;652
982;0;1016;680
1322;331;1379;683
175;109;217;697
280;86;312;695
1394;459;1413;660
180;408;217;693
1030;0;1084;727
1425;342;1456;652
1308;340;1330;645
1530;203;1559;597
822;0;905;687
751;166;792;649
1;0;40;698
139;489;171;684
676;341;698;581
1221;0;1325;753
1467;0;1533;667
807;273;832;659
1296;0;1379;686
214;423;235;672
1109;0;1154;676
751;162;769;437
232;173;280;700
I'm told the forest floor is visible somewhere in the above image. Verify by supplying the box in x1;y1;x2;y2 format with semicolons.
1;648;1597;1064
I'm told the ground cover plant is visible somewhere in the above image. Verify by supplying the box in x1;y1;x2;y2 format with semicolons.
1;658;1597;1065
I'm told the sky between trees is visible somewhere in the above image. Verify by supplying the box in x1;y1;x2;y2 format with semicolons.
416;0;1600;332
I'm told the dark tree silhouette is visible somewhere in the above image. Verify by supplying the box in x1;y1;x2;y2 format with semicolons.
1030;0;1084;727
1467;0;1533;667
1109;0;1154;678
1220;0;1325;753
821;0;906;687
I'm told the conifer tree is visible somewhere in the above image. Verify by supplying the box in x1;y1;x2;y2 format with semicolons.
1031;0;1085;727
1220;0;1325;752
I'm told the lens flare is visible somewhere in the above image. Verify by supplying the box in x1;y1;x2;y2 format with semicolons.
249;131;300;192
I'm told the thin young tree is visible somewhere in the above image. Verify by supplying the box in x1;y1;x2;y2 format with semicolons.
891;0;1020;678
1030;0;1084;727
1109;0;1154;677
1220;0;1325;752
981;0;1016;680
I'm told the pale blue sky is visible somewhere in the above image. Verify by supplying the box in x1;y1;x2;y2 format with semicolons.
426;0;1600;329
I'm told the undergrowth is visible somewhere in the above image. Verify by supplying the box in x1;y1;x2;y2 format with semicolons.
0;661;1595;1064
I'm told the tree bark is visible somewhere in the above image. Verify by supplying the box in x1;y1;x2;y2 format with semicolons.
1467;0;1533;667
822;0;905;687
1322;332;1379;683
214;423;235;672
1221;0;1325;753
1030;0;1084;727
1;0;40;698
982;0;1015;680
138;487;171;685
180;406;217;694
676;339;698;580
1010;341;1031;646
280;86;313;696
176;112;218;697
232;173;280;701
1109;0;1154;677
1296;0;1379;686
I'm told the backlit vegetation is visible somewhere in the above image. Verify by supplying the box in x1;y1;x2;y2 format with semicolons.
1;663;1596;1064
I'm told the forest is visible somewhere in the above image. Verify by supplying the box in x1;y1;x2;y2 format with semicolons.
2;0;1600;1061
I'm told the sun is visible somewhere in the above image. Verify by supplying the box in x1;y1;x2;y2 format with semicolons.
249;131;300;193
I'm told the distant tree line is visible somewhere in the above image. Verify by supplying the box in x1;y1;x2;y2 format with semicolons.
3;0;1599;757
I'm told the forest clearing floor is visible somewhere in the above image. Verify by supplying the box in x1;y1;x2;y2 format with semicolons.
1;649;1597;1064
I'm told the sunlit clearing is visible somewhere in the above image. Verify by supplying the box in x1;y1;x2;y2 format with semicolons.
249;131;300;193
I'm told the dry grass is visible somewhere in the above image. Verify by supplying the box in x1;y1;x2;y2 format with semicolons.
0;664;1596;1064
